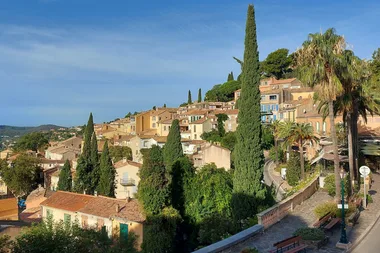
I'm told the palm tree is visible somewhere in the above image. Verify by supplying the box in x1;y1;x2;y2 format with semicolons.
271;120;282;165
281;122;317;180
317;51;380;192
295;28;346;199
278;120;294;162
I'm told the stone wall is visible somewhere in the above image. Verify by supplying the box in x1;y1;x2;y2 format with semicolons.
257;176;319;229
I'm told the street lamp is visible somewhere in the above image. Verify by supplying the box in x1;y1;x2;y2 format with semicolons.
339;168;348;244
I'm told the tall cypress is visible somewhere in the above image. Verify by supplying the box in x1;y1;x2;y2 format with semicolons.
137;145;169;215
82;113;94;158
163;119;183;172
198;88;202;103
230;71;234;81
188;90;192;104
90;132;100;193
97;141;116;197
57;160;72;191
232;4;266;221
74;113;97;194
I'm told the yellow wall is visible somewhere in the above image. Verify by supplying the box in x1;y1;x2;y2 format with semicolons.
112;219;143;250
115;164;140;199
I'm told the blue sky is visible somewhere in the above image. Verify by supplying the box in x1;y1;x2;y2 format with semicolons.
1;0;380;127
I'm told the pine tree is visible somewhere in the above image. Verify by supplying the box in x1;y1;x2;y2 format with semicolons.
163;119;183;172
97;141;116;197
137;145;169;215
232;4;266;221
57;160;72;191
188;90;192;104
198;88;202;103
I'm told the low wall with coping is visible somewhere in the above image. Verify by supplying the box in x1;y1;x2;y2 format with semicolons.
257;176;319;229
192;224;264;253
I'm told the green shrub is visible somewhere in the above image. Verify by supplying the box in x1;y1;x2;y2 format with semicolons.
286;151;301;186
323;173;351;196
314;201;356;219
269;146;285;163
293;227;325;241
240;248;259;253
314;201;338;218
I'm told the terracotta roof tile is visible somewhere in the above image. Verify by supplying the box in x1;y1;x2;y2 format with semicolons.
272;78;297;84
40;191;145;223
185;109;210;116
190;117;209;124
114;159;142;169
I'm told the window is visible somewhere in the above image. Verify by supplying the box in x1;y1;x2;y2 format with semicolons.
158;117;161;120
269;95;277;100
152;116;156;121
316;122;320;132
194;134;197;139
261;95;265;100
265;81;267;85
193;125;196;132
273;115;276;121
164;126;167;131
152;123;156;128
280;113;283;119
64;213;71;223
82;215;88;227
46;209;53;218
168;126;171;130
323;122;326;132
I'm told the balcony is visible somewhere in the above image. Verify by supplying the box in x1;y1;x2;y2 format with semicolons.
120;178;136;187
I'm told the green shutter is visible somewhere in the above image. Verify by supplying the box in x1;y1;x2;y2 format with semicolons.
119;223;128;241
64;213;71;223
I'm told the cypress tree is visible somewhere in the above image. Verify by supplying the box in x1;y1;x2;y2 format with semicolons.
227;72;234;81
163;104;167;108
90;132;100;193
97;141;116;197
198;88;202;103
232;4;266;221
163;119;183;172
57;160;72;191
82;113;94;159
216;113;228;137
188;90;192;104
230;71;234;81
137;145;169;215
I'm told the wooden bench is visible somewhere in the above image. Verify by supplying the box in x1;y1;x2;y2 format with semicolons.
313;212;332;228
348;209;360;226
269;236;307;253
323;217;341;235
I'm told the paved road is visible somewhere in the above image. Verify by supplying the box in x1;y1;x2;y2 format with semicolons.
351;217;380;253
263;159;285;201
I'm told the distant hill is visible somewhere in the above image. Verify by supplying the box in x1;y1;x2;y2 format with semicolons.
0;125;66;138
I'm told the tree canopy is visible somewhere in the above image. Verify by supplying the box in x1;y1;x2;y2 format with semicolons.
0;154;41;198
204;80;241;102
13;132;49;152
57;160;72;191
97;141;116;197
109;146;132;163
260;48;293;79
163;119;183;172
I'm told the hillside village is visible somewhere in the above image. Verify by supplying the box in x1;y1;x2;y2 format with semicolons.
2;3;380;253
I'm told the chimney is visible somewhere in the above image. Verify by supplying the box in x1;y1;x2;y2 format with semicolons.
115;204;120;213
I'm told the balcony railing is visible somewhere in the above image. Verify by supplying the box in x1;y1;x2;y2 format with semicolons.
120;178;136;186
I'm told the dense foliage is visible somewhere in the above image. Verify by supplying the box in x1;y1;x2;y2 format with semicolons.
141;207;182;253
97;141;116;197
286;151;301;186
188;90;192;104
0;154;41;198
216;113;228;137
109;146;132;162
57;160;72;191
137;145;169;215
163;119;183;172
198;88;202;102
261;125;274;150
293;227;325;241
260;48;293;79
74;113;99;194
204;80;241;102
233;4;267;221
5;218;137;253
269;146;285;163
13;132;49;152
